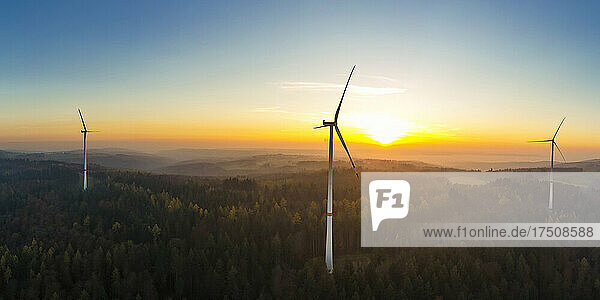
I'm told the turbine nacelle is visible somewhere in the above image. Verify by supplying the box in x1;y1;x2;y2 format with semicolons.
314;121;337;129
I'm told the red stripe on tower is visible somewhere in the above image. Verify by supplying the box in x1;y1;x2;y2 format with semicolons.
327;212;333;216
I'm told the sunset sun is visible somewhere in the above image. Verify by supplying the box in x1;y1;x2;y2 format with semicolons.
344;113;426;145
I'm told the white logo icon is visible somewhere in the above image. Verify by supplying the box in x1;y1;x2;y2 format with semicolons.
369;180;410;231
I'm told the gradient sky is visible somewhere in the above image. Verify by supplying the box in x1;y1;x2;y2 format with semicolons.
2;1;600;161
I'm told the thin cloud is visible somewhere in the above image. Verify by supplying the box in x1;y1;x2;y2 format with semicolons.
253;106;330;122
279;82;407;96
253;106;287;113
345;74;400;83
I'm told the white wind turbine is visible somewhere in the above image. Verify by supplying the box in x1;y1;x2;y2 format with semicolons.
314;65;359;273
528;117;566;209
78;109;97;191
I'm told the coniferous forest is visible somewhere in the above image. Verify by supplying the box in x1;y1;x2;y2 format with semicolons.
1;158;600;299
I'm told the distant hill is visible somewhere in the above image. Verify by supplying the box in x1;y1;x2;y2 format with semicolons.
157;154;332;176
155;154;464;177
156;148;324;162
3;147;598;176
0;148;174;171
449;159;600;172
357;159;464;172
447;161;550;170
492;167;584;172
560;159;600;171
486;159;600;172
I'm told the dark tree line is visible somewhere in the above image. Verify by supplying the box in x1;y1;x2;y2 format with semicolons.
1;158;600;299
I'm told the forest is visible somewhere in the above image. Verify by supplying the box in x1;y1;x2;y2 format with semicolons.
1;158;600;299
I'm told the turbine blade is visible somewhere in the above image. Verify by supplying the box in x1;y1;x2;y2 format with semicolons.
314;125;328;129
527;139;552;143
334;65;356;123
78;109;87;131
335;125;358;177
553;117;566;139
554;142;566;163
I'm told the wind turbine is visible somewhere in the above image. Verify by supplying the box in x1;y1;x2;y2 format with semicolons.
528;117;566;209
314;65;359;273
78;109;97;191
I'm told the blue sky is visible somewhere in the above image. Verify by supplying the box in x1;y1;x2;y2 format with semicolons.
1;1;600;159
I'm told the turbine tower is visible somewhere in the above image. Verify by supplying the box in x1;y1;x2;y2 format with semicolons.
314;65;359;273
78;109;97;191
528;117;566;209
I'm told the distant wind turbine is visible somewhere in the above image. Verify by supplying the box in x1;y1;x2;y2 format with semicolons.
78;109;97;191
314;66;359;273
528;117;566;209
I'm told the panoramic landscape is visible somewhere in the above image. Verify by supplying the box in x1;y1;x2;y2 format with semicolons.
3;1;600;299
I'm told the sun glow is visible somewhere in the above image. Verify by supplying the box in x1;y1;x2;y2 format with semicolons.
343;113;427;145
